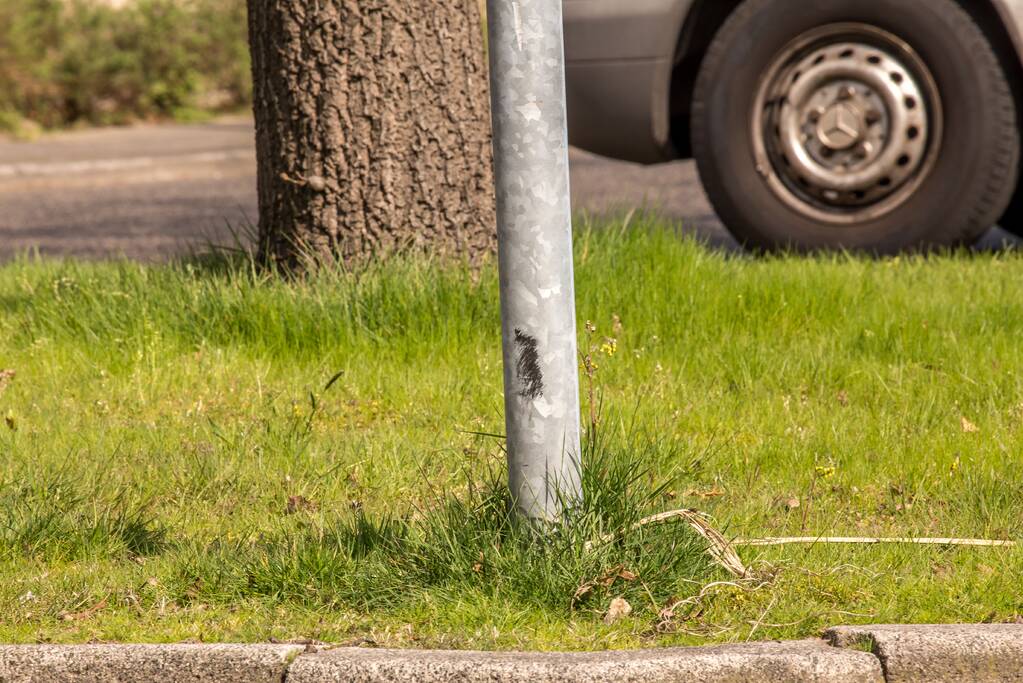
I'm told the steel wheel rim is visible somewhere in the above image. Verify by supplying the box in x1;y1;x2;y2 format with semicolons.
751;23;944;225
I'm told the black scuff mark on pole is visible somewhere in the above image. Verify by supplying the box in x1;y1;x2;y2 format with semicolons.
514;328;544;400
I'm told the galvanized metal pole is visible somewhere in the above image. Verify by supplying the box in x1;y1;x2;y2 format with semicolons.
486;0;583;520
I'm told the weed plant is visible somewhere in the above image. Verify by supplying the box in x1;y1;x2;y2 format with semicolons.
169;432;711;618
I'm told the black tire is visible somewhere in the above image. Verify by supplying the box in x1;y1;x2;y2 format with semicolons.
692;0;1020;253
1001;191;1023;236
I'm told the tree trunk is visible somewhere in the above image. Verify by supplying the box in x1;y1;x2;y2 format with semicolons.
247;0;496;269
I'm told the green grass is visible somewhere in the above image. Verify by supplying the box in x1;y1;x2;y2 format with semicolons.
1;215;1022;648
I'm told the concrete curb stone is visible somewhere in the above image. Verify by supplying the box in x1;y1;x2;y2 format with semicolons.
0;644;305;683
826;624;1023;683
286;639;884;683
5;626;1023;682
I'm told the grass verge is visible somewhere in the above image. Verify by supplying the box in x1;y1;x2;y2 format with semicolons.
1;214;1022;647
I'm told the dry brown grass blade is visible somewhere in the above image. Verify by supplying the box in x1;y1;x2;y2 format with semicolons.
586;508;1017;579
59;598;108;622
585;509;749;578
736;536;1017;548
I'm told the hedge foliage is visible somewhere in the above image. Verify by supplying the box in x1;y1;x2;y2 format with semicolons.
0;0;250;132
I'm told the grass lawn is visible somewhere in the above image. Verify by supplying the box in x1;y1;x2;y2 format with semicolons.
1;215;1021;649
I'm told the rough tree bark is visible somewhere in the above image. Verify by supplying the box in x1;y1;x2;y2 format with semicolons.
246;0;496;268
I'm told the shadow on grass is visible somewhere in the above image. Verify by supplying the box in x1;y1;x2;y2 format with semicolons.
0;470;166;562
167;429;716;618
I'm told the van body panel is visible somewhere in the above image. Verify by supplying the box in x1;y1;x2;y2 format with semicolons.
563;0;691;162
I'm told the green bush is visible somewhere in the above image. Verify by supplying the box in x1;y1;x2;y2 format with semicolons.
0;0;250;131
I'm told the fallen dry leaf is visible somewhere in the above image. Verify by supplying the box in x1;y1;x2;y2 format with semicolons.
961;417;979;433
597;565;638;587
571;582;594;608
657;597;681;624
0;369;13;393
286;495;319;514
785;497;801;510
572;568;638;609
185;578;203;600
837;390;849;407
603;597;633;625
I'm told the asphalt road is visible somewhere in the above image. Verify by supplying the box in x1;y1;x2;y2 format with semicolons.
0;118;1014;260
0;117;734;261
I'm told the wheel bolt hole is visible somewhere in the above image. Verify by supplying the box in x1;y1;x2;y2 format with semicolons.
813;54;826;65
853;190;867;200
907;126;919;140
867;55;882;65
890;72;904;84
904;96;916;110
878;177;892;187
897;154;911;167
792;70;802;83
839;48;855;58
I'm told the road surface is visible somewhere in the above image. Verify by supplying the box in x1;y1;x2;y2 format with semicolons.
0;118;732;260
0;118;1013;260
